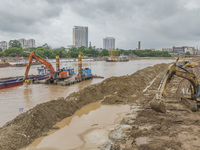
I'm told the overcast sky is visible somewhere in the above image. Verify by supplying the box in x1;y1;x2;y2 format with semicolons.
0;0;200;49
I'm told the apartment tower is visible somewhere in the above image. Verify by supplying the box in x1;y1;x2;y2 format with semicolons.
73;26;88;48
103;37;115;50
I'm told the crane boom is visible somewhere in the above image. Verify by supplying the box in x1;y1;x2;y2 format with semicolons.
24;52;55;80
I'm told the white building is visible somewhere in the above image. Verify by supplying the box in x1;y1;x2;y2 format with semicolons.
103;37;115;50
0;41;8;51
73;26;88;48
18;38;27;48
161;48;173;52
66;45;75;51
27;39;35;48
18;38;35;49
173;46;194;54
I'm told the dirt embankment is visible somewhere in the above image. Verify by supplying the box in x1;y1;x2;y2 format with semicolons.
0;63;169;150
107;59;200;150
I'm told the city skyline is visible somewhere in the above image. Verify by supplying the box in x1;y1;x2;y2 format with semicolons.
0;1;200;49
0;38;35;51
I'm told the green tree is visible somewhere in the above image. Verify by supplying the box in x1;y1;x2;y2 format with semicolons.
0;48;2;52
49;53;56;59
42;43;50;49
185;52;191;55
68;47;79;58
9;40;22;48
100;49;109;57
0;52;4;57
4;47;23;57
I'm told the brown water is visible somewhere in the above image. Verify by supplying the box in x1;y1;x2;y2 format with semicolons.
24;102;130;150
0;59;174;127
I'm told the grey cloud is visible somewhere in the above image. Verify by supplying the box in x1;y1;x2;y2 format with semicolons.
0;0;63;33
1;0;200;49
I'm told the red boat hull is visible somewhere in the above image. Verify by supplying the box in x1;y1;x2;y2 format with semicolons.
0;81;23;89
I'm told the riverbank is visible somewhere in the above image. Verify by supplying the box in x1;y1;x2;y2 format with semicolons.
102;58;200;150
0;62;169;150
0;57;174;69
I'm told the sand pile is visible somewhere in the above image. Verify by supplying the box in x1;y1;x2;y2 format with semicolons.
108;58;200;150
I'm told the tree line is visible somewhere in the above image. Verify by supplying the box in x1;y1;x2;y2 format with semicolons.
0;40;171;58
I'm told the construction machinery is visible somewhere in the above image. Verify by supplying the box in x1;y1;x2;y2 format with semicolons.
24;52;69;83
178;58;195;68
150;58;200;113
78;52;83;77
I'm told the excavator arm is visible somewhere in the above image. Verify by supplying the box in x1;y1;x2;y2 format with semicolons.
150;61;199;113
175;70;198;100
24;52;55;81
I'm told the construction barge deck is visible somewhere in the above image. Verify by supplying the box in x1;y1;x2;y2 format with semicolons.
33;75;104;86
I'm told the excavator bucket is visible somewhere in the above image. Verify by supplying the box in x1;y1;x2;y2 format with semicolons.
150;99;166;113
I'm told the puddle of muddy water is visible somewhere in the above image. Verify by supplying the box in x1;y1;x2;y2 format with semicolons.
24;102;130;150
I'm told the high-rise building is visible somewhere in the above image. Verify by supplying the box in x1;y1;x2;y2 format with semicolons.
0;41;8;51
103;37;115;50
18;38;27;48
27;39;35;48
18;38;35;49
73;26;88;48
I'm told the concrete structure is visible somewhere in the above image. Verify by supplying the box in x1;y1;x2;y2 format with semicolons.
18;38;27;48
145;48;155;51
161;48;173;52
27;39;35;48
0;41;8;51
96;48;103;51
73;26;88;48
103;37;115;50
18;38;35;49
173;46;195;54
89;41;91;48
66;45;75;51
188;47;195;54
138;41;141;50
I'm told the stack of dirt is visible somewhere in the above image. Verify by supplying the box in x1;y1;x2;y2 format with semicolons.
0;63;169;150
108;58;200;150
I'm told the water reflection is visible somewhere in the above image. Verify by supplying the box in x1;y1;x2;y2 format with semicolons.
24;87;33;108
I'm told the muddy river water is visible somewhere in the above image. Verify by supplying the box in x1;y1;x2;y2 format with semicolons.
0;59;174;127
25;102;130;150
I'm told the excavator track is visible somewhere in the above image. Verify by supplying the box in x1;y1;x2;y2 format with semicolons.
181;97;198;112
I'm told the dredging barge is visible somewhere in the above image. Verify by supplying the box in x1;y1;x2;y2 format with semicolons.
25;52;104;86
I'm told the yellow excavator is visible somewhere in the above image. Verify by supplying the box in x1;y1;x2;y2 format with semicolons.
178;58;195;68
150;58;200;113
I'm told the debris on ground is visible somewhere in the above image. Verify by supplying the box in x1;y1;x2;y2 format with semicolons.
107;59;200;150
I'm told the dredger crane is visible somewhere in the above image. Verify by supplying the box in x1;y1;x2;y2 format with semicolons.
150;58;200;113
24;52;68;83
